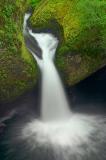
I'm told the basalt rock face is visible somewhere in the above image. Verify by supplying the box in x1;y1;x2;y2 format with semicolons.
0;0;38;102
30;0;106;85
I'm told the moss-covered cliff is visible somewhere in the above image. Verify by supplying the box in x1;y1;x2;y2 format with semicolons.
0;0;106;102
30;0;106;85
0;0;39;102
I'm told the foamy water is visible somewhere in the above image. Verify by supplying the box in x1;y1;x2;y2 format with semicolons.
22;114;104;148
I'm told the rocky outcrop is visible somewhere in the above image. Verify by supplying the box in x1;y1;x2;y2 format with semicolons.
0;0;38;102
30;0;106;85
0;0;106;102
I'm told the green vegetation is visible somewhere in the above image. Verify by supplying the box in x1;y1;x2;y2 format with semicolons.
0;53;37;102
0;0;40;102
0;0;106;101
30;0;106;85
28;0;41;8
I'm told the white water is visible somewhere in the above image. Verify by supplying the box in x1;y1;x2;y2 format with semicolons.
24;13;71;121
23;13;30;35
30;33;71;121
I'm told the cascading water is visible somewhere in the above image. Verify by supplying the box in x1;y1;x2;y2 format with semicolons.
2;13;106;160
24;13;71;121
29;33;71;121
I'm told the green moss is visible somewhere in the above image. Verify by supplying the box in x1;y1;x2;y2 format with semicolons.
0;0;106;101
0;0;39;102
31;0;106;55
28;0;42;8
30;0;106;85
57;53;106;85
0;53;37;102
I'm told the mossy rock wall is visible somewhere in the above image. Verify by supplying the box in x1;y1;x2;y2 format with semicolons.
0;0;106;102
0;0;39;102
30;0;106;85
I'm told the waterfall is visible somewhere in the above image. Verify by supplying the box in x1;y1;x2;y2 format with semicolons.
31;33;71;121
23;13;71;121
1;13;106;160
